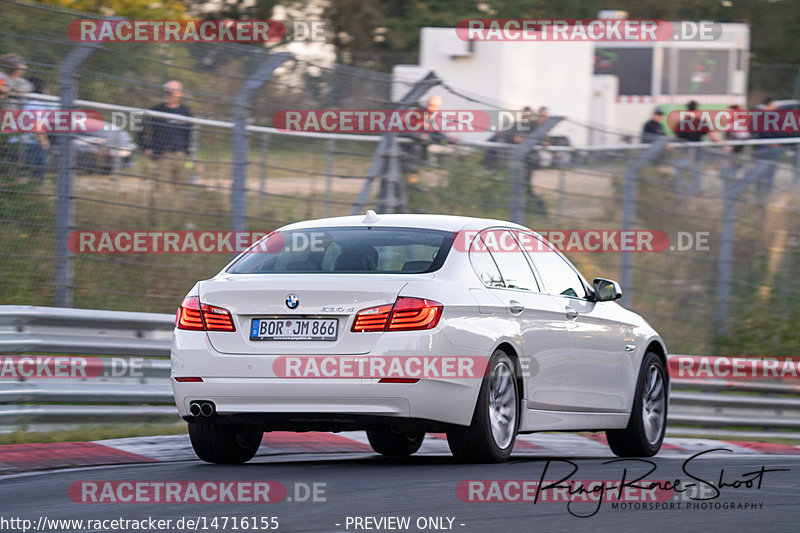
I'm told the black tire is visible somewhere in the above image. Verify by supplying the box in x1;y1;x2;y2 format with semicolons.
607;352;668;457
188;422;263;464
447;350;518;463
366;429;424;456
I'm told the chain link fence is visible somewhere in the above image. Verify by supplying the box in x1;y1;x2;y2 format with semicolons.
2;1;800;357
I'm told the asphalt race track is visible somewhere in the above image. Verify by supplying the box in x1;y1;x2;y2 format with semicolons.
1;433;798;532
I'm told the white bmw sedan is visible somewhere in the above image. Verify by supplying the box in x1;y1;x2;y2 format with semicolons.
171;212;668;464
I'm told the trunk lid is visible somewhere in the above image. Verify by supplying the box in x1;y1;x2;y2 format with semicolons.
199;274;419;355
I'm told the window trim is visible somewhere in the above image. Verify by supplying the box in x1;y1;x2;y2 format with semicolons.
515;230;591;300
468;227;544;293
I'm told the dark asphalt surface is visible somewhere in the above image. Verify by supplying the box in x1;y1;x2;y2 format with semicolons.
1;451;798;533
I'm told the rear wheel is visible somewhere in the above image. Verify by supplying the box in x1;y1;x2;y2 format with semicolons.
188;422;263;464
447;350;518;463
366;429;424;456
607;352;667;457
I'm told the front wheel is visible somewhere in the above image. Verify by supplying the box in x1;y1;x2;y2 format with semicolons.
366;429;424;456
188;422;263;464
447;350;518;463
607;352;667;457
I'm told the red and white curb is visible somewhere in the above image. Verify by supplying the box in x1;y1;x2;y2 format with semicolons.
2;432;799;473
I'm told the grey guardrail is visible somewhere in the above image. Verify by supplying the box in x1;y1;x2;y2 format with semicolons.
0;305;173;357
0;306;798;438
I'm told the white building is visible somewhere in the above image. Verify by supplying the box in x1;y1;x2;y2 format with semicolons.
394;22;749;146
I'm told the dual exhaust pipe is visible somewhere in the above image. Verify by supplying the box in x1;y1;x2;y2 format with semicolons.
189;400;216;417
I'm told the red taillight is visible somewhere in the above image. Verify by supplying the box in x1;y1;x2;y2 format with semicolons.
176;296;204;330
175;377;204;383
351;297;442;333
388;297;442;331
351;304;393;332
201;303;236;331
176;296;236;332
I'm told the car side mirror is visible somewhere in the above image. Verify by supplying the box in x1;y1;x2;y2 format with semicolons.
592;278;622;302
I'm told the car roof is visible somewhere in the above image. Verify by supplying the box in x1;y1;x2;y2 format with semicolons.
278;213;529;233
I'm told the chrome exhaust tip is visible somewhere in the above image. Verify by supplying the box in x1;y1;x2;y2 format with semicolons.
199;402;215;417
189;402;202;417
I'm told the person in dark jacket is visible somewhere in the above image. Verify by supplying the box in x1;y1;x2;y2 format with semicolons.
641;107;665;143
139;80;193;193
754;97;782;195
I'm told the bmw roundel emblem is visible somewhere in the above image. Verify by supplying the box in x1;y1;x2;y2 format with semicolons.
285;294;299;309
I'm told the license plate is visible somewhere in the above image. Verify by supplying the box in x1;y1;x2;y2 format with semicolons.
250;318;338;341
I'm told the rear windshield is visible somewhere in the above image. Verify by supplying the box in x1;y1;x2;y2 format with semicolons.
227;227;453;274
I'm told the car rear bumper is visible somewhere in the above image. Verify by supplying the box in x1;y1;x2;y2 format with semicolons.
171;330;484;427
173;377;477;427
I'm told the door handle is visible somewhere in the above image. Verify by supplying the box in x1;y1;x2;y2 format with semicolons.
509;300;525;315
565;306;579;320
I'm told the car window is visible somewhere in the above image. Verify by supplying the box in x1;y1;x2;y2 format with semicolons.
476;230;540;291
228;227;452;274
469;236;504;288
524;235;586;298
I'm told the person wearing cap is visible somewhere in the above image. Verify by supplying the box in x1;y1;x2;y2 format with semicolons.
138;80;193;196
0;53;33;109
0;54;34;166
641;107;666;143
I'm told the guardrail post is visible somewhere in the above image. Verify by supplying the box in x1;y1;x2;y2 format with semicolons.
231;52;291;237
618;136;669;306
54;40;102;308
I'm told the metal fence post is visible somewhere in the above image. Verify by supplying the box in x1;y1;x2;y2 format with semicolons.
53;41;101;308
189;124;198;186
557;164;566;223
377;138;403;213
325;138;335;217
716;175;738;338
231;53;291;237
618;136;669;305
715;161;768;337
259;131;271;195
509;117;562;224
351;71;441;215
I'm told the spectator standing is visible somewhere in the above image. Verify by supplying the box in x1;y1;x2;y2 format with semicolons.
0;54;33;165
401;94;451;182
725;104;749;155
139;80;193;197
20;77;57;183
753;97;782;196
669;100;720;195
0;54;33;109
641;107;665;143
